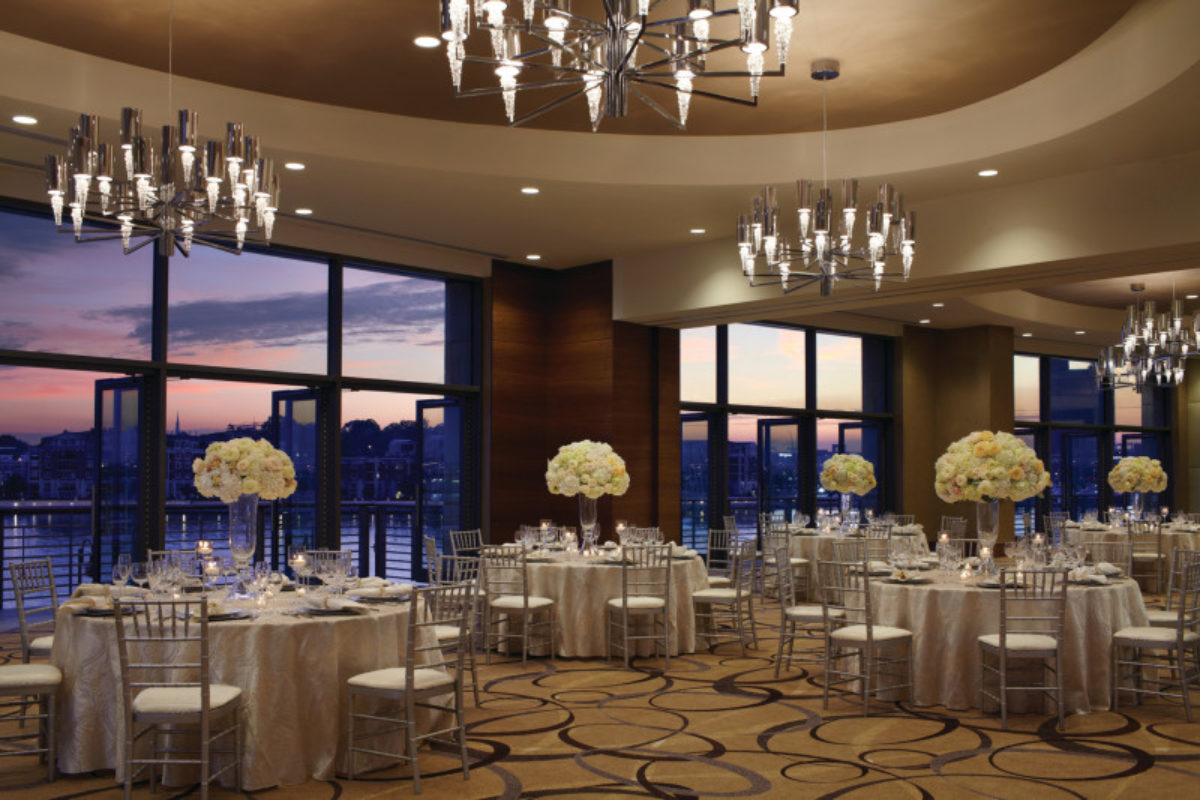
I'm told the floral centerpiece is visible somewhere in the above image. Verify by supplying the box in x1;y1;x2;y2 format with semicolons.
820;454;877;495
193;437;297;503
1107;456;1167;519
934;431;1051;557
545;440;629;542
1106;456;1167;494
194;437;296;595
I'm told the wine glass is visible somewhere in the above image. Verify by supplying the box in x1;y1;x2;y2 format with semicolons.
111;553;132;587
129;561;148;590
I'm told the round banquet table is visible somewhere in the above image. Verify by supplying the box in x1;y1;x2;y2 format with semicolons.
517;554;709;658
786;530;838;599
52;594;440;790
868;569;1148;713
1066;522;1200;565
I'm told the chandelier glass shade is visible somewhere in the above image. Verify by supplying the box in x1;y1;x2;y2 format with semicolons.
1095;297;1200;391
736;60;916;296
44;109;280;256
439;0;797;130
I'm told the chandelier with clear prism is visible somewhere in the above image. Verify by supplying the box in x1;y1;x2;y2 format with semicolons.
736;59;916;296
439;0;798;130
44;108;280;256
1095;291;1200;392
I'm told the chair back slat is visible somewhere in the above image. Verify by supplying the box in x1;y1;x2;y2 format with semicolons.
9;557;59;659
817;560;873;631
480;545;529;604
619;544;671;605
940;516;967;537
996;569;1067;642
773;545;796;608
1084;538;1132;577
411;583;474;671
705;529;734;579
449;529;484;556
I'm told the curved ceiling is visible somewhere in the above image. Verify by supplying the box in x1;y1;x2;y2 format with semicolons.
0;0;1136;136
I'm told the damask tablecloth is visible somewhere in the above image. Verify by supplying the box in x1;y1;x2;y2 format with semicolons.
868;571;1147;712
519;556;709;657
52;598;437;790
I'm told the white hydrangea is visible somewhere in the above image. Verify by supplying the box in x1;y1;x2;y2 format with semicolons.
193;437;298;504
545;440;630;499
1107;456;1168;493
934;430;1050;503
819;454;877;496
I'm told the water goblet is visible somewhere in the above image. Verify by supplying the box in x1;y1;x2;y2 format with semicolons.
112;553;132;587
129;561;148;591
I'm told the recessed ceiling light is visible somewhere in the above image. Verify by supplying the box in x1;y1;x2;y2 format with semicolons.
931;302;945;308
521;186;539;195
1075;330;1086;335
294;208;314;215
1188;294;1198;300
918;319;931;325
978;169;999;177
414;35;441;48
526;254;541;261
11;114;37;125
690;228;706;234
1021;332;1033;338
283;162;306;171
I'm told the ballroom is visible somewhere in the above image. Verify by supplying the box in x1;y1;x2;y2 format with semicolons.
1;1;1199;798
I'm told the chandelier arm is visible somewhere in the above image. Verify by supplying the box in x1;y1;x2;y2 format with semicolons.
633;78;761;108
618;22;647;74
507;85;595;127
629;86;686;131
454;77;585;98
458;54;597;75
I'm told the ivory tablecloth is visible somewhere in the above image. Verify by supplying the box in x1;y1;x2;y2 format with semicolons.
869;571;1148;712
1067;524;1200;567
786;531;838;599
519;556;709;657
52;597;438;790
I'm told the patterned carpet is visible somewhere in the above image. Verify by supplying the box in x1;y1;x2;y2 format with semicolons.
3;595;1200;799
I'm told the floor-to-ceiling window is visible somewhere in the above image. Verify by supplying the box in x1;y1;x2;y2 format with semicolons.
0;202;481;601
679;322;894;550
1012;353;1170;533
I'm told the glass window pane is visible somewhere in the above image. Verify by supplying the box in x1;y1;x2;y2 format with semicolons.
168;247;327;373
0;366;125;602
0;209;151;359
727;413;762;535
1047;357;1103;425
729;324;805;408
1013;428;1039;536
1014;355;1040;421
1049;430;1100;519
342;267;448;383
680;327;716;404
164;379;312;568
815;417;880;515
762;420;801;521
681;414;709;550
816;332;862;412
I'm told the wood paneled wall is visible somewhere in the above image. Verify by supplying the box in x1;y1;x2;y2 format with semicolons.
900;325;1016;540
488;261;681;543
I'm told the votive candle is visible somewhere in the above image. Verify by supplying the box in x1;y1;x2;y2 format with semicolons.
196;539;213;556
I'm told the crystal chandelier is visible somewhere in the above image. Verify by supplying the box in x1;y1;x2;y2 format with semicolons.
44;110;280;256
439;0;797;130
736;59;916;296
41;0;279;257
1095;286;1199;391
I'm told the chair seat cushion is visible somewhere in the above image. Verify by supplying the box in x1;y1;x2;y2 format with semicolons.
347;666;454;692
765;557;810;566
607;596;666;610
132;684;241;715
1144;609;1178;626
435;624;464;642
693;588;739;602
0;663;62;692
706;575;731;587
830;624;911;643
1131;552;1165;560
784;604;840;621
978;632;1058;652
489;594;554;610
1113;626;1200;646
30;634;54;653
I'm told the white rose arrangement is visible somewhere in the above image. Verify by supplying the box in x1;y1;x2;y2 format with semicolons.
934;430;1051;503
1107;456;1168;494
545;440;630;499
820;454;877;496
193;437;298;504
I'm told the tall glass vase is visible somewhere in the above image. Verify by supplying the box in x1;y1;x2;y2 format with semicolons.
975;499;999;575
1127;491;1144;521
579;494;598;552
227;493;258;598
839;491;858;531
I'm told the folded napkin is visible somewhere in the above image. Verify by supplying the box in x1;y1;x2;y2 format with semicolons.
1068;566;1108;584
1065;520;1081;527
189;599;229;619
356;576;389;589
352;583;412;598
72;583;111;598
1095;561;1122;576
304;595;368;613
868;561;891;573
893;524;925;534
890;568;917;581
61;595;113;612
